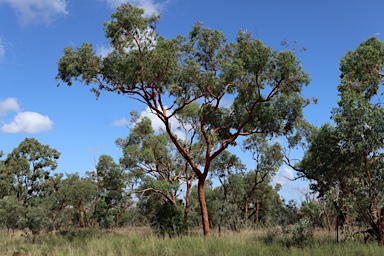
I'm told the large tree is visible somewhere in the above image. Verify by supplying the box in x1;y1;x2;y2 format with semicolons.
296;37;384;243
56;4;311;236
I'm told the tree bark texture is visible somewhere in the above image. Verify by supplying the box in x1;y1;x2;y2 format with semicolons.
198;178;211;237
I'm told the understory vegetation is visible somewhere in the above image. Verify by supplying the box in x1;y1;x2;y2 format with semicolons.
1;228;383;256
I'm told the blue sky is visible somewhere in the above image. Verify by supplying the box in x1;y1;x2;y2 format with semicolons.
1;0;383;202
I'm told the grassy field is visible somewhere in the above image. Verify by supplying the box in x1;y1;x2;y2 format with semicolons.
0;228;383;256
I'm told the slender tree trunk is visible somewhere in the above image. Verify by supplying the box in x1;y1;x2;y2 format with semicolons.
377;208;384;244
336;215;339;243
322;200;331;233
198;178;210;237
254;200;260;224
184;179;192;224
115;212;121;228
79;208;85;228
243;198;249;221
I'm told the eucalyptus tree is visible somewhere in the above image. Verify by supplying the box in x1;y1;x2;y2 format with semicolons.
116;115;195;225
117;116;182;206
94;154;133;228
209;151;245;231
64;173;97;228
242;134;283;221
297;37;384;243
3;138;60;207
209;138;283;229
0;153;12;199
57;4;311;236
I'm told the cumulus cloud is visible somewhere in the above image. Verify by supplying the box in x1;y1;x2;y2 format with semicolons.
0;98;20;116
0;98;53;133
105;0;167;16
0;0;68;26
112;117;129;127
1;111;53;133
272;166;294;186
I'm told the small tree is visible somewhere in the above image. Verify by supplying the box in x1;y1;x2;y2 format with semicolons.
95;154;133;228
3;138;60;207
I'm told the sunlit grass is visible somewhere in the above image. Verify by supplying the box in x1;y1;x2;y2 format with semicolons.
0;228;383;256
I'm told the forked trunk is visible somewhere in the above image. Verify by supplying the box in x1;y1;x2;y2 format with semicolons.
198;178;210;237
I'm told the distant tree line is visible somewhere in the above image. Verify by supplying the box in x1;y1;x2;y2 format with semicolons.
0;134;333;238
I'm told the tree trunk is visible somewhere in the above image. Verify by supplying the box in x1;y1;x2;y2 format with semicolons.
79;207;85;228
184;179;192;224
243;198;249;221
115;212;121;228
377;207;384;244
198;178;210;237
322;200;331;233
254;200;260;224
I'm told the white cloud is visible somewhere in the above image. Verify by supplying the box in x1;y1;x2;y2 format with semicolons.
139;107;187;139
272;166;294;186
0;98;20;116
1;111;53;133
105;0;167;16
0;0;68;26
112;117;129;127
97;45;113;58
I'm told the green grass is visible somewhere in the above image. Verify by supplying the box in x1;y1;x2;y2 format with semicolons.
0;228;383;256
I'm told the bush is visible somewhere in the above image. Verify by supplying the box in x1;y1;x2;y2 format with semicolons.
151;202;188;238
265;218;314;247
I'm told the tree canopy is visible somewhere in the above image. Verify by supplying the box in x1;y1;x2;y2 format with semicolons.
56;3;311;236
296;37;384;243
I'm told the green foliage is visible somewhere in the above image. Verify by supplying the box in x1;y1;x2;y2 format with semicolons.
151;201;187;238
285;218;314;247
24;206;51;235
3;138;60;206
56;3;312;236
0;159;12;198
299;200;325;228
339;37;384;99
265;217;314;248
298;37;384;242
0;196;26;231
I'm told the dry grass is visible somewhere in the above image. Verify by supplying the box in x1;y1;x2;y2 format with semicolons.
0;227;382;256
